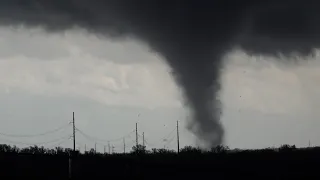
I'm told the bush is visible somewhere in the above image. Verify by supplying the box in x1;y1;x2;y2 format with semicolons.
210;145;229;153
279;144;296;152
131;144;147;154
180;146;202;154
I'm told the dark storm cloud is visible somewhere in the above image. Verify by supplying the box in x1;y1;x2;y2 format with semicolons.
0;0;319;147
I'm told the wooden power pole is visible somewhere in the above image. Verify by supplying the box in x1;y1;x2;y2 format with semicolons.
108;141;111;154
69;112;76;179
177;120;180;154
123;138;126;154
142;132;145;147
136;123;138;147
73;112;76;153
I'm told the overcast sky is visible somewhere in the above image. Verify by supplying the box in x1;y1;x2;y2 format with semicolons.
0;27;319;152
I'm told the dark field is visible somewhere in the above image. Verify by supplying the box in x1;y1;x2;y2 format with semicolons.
0;144;319;179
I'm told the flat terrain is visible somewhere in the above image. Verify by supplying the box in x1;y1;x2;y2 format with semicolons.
0;145;319;179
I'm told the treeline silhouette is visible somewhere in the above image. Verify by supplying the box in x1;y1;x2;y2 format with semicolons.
0;144;319;179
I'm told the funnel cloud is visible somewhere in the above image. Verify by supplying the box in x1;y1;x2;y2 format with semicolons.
0;0;319;147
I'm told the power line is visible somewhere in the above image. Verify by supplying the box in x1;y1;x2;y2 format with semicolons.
139;128;176;147
76;128;135;142
137;133;155;147
0;123;70;138
76;130;136;154
140;131;176;149
0;135;72;146
47;138;70;149
76;139;136;154
162;128;176;141
164;135;176;146
76;142;85;149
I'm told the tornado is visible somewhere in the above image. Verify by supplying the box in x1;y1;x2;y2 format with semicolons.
0;0;319;147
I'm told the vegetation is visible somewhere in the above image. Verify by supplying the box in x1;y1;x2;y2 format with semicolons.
0;143;318;178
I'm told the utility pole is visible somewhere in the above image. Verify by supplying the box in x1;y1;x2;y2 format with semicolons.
142;132;145;147
136;123;138;147
108;141;111;154
112;146;115;154
123;138;126;154
69;157;72;179
95;143;97;153
177;120;180;154
73;112;76;153
70;112;76;179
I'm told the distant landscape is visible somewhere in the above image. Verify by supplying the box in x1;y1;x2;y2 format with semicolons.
0;143;319;179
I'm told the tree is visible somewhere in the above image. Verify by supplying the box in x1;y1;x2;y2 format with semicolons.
279;144;296;152
180;146;202;154
131;144;147;154
211;145;229;153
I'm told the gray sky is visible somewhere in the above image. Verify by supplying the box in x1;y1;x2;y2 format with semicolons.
0;27;320;152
